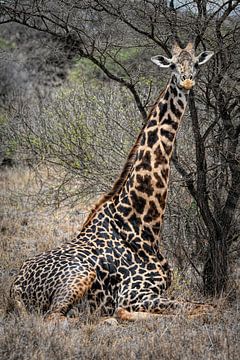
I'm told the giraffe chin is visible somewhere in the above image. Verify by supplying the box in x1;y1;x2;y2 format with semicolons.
181;80;194;90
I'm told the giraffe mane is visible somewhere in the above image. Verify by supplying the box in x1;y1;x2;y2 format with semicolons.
81;87;166;229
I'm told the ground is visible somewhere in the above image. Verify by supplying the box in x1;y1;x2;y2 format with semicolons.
0;167;239;360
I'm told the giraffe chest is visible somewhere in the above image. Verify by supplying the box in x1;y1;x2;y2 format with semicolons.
81;233;168;314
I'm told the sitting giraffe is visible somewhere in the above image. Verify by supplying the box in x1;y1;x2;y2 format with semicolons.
10;42;214;321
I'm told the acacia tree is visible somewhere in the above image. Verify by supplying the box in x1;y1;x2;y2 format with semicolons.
0;0;239;296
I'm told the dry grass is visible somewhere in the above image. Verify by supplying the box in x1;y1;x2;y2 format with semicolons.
0;167;239;360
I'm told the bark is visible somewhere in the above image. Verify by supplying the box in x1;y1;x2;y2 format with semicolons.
203;233;228;296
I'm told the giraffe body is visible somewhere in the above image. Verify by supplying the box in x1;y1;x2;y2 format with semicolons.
11;43;214;319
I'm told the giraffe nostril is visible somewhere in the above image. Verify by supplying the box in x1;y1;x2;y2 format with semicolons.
182;75;186;80
189;75;193;80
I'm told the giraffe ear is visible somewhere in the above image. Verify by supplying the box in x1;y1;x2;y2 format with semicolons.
151;55;173;68
196;51;214;65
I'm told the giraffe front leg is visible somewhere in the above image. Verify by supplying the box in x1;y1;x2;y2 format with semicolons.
45;270;96;321
116;297;214;321
116;297;180;321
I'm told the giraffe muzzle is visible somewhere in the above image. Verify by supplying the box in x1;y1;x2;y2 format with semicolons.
181;79;194;90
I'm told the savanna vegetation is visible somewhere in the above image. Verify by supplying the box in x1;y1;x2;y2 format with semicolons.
0;1;239;359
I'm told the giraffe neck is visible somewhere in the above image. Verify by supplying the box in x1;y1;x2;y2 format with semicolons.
112;75;188;247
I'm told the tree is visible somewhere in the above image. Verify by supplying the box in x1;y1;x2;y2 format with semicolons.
0;0;239;296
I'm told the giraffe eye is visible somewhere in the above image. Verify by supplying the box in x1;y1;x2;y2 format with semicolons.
170;63;176;70
194;62;199;69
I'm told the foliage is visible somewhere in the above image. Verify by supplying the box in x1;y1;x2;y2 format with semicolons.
0;36;15;49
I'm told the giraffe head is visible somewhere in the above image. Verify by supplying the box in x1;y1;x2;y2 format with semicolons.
151;42;214;90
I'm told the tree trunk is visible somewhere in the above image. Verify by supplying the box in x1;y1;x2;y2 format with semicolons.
203;233;228;296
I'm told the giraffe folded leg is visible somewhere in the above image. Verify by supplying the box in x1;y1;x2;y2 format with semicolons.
8;291;28;317
45;270;96;321
116;298;214;322
116;308;160;321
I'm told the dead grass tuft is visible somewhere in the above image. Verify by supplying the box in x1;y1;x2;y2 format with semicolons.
1;308;239;360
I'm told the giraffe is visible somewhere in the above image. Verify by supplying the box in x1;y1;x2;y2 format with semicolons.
10;42;214;321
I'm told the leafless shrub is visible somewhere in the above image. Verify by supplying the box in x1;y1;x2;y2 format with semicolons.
2;81;140;206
